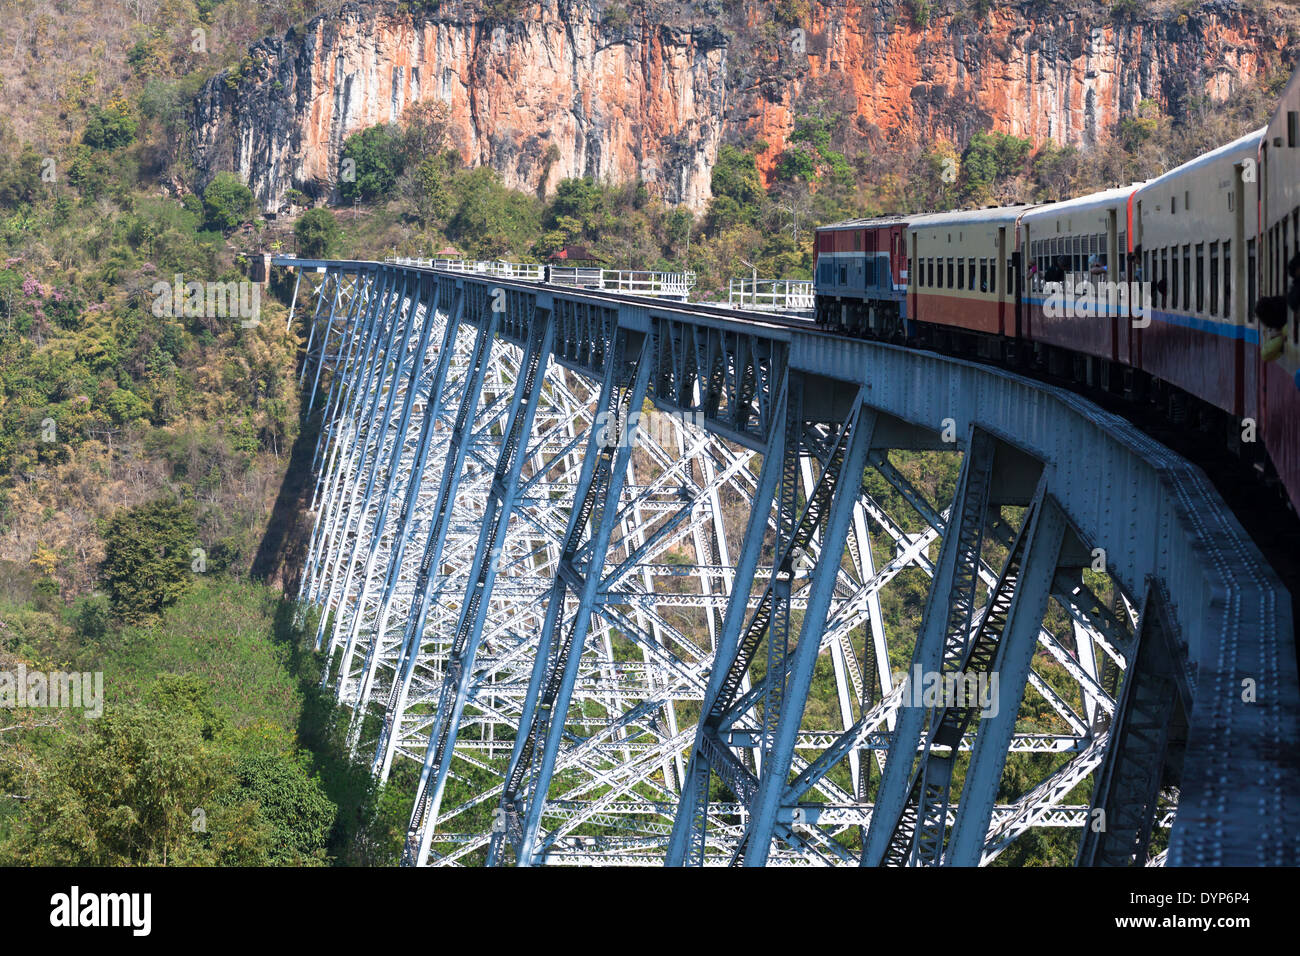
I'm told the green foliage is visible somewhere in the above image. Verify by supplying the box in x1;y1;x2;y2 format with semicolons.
295;207;341;258
409;154;456;230
710;145;765;212
100;499;198;624
82;101;138;152
339;123;407;203
959;130;1032;202
202;172;255;231
0;147;44;208
445;166;542;258
904;0;933;28
220;751;335;865
775;116;853;186
1;701;225;865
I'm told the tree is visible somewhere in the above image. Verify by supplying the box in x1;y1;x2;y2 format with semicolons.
1033;142;1080;201
339;123;406;203
82;101;138;151
295;207;340;259
0;146;43;208
709;145;765;224
202;172;255;231
0;704;223;865
408;153;456;230
101;499;198;624
545;178;604;239
220;751;336;865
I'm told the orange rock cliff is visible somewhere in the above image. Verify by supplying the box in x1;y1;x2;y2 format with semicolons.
188;0;1298;213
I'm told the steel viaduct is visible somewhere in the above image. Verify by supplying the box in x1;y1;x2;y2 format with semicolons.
272;254;1299;867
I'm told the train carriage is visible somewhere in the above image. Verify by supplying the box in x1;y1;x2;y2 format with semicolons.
906;206;1032;355
1259;73;1300;509
1020;185;1142;378
1133;128;1264;421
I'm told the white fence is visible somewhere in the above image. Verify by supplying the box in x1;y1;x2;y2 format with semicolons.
387;258;695;299
390;257;546;280
728;278;815;312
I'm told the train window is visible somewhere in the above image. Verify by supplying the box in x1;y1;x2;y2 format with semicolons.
1183;245;1192;311
1164;247;1175;306
854;232;862;251
1284;218;1290;286
1209;243;1219;316
1171;195;1177;214
1171;249;1179;309
1247;238;1256;321
928;258;934;287
1229;192;1235;212
1290;111;1298;148
839;265;847;285
980;259;988;293
969;257;976;290
958;259;965;290
1185;191;1191;212
947;257;954;288
1276;223;1283;295
1223;241;1231;318
990;257;997;294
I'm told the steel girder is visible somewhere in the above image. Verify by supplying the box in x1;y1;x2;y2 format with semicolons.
275;257;1300;867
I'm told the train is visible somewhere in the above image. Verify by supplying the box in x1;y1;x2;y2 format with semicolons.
814;74;1300;512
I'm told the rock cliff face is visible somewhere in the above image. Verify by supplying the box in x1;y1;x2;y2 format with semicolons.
189;0;1296;213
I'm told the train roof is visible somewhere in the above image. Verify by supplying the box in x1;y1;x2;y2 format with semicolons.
1020;183;1144;222
816;216;910;232
905;204;1038;229
1136;126;1264;197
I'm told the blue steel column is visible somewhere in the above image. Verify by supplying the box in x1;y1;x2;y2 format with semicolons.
665;382;789;866
1077;580;1187;867
743;396;874;865
300;269;386;612
945;492;1068;865
353;282;465;756
314;269;412;655
335;276;441;733
333;275;434;694
403;302;556;866
861;427;996;866
370;289;501;777
487;326;654;867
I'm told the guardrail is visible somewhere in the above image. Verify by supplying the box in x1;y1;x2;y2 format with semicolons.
386;257;695;299
728;278;815;312
389;257;546;280
552;268;695;299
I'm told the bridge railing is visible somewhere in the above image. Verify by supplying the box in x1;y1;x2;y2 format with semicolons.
388;257;695;299
389;257;547;281
728;277;815;312
552;267;695;299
